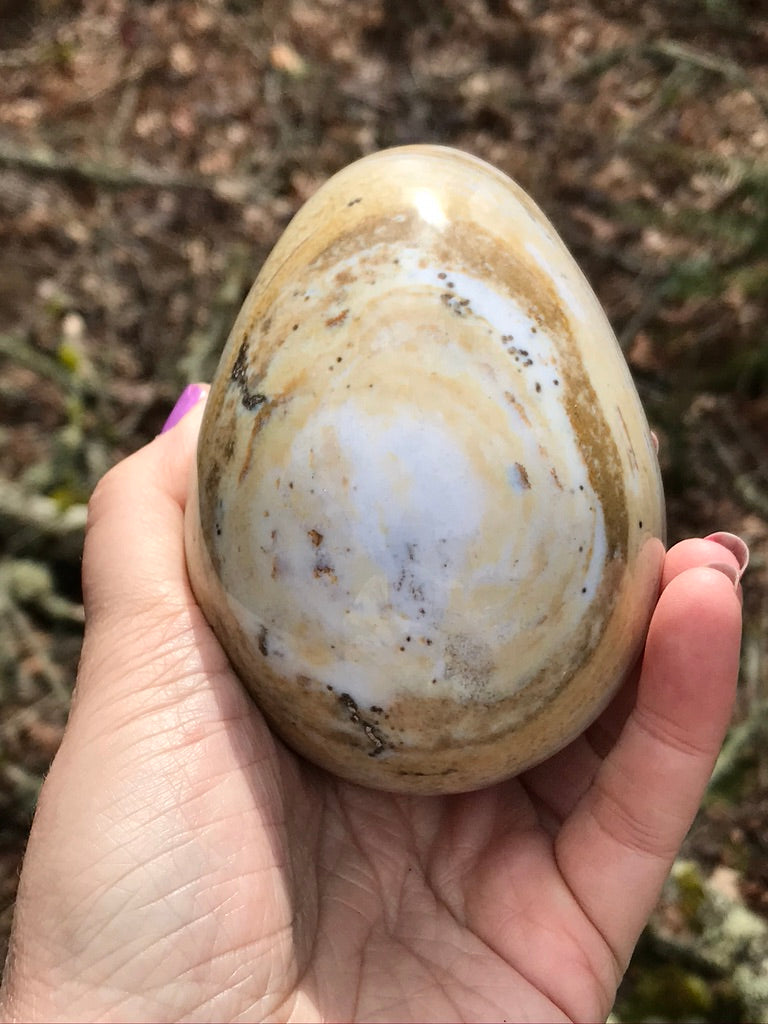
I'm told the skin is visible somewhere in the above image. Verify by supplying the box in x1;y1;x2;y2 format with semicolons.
0;389;744;1023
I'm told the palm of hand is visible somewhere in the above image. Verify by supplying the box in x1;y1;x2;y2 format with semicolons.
100;597;627;1024
205;726;619;1024
133;702;617;1023
274;765;617;1024
33;618;616;1024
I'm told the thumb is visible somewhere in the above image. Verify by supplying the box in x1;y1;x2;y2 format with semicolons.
82;384;207;631
74;384;223;719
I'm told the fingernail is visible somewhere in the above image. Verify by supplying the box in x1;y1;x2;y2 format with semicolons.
161;383;207;433
705;532;750;580
706;561;740;587
650;430;660;454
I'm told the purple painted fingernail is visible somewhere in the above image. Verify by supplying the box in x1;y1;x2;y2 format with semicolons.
161;383;207;433
705;532;750;580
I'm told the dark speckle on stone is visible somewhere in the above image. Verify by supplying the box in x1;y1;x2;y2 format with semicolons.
339;693;386;756
514;462;531;489
230;341;267;411
326;309;349;328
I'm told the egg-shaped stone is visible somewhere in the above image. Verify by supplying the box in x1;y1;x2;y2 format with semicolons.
184;144;665;794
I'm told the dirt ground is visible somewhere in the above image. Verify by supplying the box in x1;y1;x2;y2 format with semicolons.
2;0;768;1018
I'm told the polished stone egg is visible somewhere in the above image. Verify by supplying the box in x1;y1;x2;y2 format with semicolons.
184;144;666;794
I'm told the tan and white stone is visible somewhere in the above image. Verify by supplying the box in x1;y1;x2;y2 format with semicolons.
185;145;666;794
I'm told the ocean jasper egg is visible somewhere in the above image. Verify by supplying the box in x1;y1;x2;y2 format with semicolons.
184;144;665;794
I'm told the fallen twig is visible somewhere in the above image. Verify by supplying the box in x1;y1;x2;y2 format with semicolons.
651;39;768;119
0;140;263;203
0;559;84;626
570;39;768;118
0;333;72;391
0;477;87;563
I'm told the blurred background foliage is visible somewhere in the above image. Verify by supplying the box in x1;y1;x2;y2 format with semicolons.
1;0;767;1018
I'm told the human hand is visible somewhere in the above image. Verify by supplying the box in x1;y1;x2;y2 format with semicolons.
0;386;746;1023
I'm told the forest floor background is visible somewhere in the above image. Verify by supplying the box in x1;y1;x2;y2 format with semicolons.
2;1;768;1018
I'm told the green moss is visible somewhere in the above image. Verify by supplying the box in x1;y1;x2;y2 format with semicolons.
672;861;708;930
615;937;743;1023
56;341;81;374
